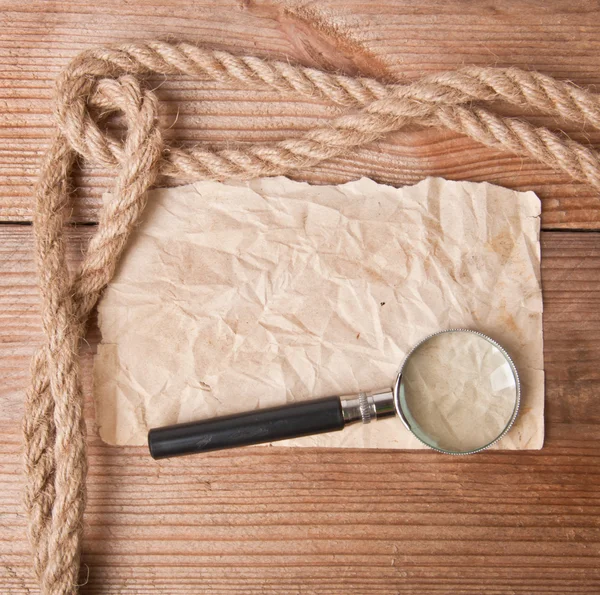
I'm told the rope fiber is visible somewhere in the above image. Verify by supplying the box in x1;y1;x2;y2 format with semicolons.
24;39;600;594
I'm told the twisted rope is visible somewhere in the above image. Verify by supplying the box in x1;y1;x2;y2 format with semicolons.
25;39;600;594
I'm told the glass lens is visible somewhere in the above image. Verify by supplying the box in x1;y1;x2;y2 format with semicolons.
397;330;519;454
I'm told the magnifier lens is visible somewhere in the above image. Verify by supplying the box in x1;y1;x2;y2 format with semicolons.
397;331;519;454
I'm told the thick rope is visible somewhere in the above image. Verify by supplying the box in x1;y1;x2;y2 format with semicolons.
24;39;600;594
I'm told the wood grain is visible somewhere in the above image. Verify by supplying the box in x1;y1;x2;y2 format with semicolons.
3;1;600;228
3;2;600;594
1;226;599;594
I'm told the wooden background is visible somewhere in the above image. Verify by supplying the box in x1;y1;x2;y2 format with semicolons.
1;1;600;593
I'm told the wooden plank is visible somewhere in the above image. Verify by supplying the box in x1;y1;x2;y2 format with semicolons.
1;225;599;594
3;1;600;228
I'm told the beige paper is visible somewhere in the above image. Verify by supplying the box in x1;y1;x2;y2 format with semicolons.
94;177;544;449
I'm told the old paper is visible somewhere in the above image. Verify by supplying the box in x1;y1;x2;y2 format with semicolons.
94;177;544;449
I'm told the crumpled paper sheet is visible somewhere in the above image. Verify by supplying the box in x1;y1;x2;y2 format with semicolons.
93;176;544;449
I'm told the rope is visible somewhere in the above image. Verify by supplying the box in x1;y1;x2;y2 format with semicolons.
24;39;600;594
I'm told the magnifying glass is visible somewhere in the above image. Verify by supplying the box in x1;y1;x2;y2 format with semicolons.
148;329;520;459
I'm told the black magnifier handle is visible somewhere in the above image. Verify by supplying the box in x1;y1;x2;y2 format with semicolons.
148;389;395;459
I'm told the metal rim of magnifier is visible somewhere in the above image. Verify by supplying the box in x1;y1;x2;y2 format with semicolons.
392;328;521;456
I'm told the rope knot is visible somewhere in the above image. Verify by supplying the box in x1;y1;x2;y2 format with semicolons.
56;69;162;172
